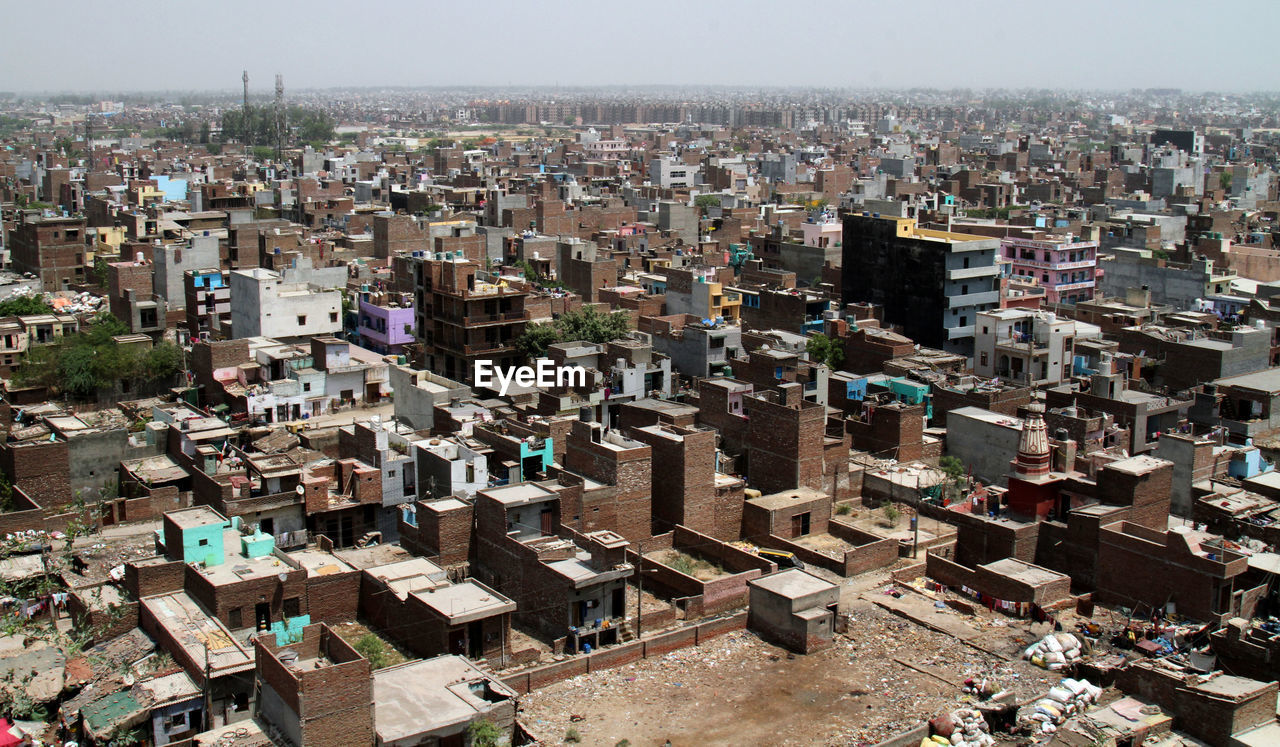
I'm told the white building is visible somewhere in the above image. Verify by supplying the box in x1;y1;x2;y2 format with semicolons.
649;157;699;189
229;268;343;340
973;309;1095;387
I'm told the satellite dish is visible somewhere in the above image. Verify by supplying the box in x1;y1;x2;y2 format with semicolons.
295;484;305;495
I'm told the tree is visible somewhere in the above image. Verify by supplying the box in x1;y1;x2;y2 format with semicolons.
354;634;389;669
515;322;562;359
1219;171;1233;191
0;295;52;317
144;342;184;380
938;455;968;501
694;194;720;214
12;313;178;398
93;256;111;288
806;333;844;369
515;306;632;361
557;306;631;346
467;719;503;747
882;502;901;527
938;456;965;482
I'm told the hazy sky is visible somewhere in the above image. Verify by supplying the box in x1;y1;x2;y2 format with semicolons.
2;0;1277;92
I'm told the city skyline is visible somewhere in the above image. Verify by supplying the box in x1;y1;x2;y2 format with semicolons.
3;0;1278;93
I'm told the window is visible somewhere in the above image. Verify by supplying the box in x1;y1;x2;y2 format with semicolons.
980;352;989;366
961;284;968;295
229;608;243;628
982;326;988;334
959;315;967;327
165;713;187;731
963;257;970;269
303;382;311;392
329;312;338;323
297;315;307;326
198;538;209;547
283;597;301;617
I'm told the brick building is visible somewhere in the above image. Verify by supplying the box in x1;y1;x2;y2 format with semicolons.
254;623;375;747
9;213;89;289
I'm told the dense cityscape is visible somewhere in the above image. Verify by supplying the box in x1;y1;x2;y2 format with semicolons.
1;42;1280;747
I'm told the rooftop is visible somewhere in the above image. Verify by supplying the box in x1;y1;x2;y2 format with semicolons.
286;548;356;578
750;568;838;599
1214;368;1280;394
164;505;227;530
412;581;517;623
373;655;517;744
747;487;830;511
982;558;1068;588
140;592;254;676
365;557;449;599
483;482;558;506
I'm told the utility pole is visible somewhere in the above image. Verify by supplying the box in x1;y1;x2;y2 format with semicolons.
635;553;643;640
274;73;285;162
241;70;250;149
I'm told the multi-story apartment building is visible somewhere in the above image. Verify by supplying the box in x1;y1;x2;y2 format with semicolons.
973;309;1079;387
409;252;531;383
9;213;89;289
664;266;742;324
356;290;415;356
228;267;343;341
184;269;231;341
1001;234;1098;305
842;213;1000;357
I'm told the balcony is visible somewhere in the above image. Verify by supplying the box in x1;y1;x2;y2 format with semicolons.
461;311;528;326
995;335;1049;353
996;370;1034;385
947;265;1000;280
463;341;518;356
1052;280;1096;292
946;290;1000;308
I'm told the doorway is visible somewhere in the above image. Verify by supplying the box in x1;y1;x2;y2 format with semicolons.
255;602;271;631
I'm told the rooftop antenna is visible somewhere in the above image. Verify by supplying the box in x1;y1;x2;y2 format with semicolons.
241;70;250;149
274;73;285;162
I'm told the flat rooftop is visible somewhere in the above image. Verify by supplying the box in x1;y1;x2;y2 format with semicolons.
1189;673;1271;700
412;581;516;623
750;568;838;599
374;656;516;744
1106;454;1170;476
141;592;254;676
982;558;1068;588
164;506;227;530
951;406;1024;430
286;548;356;578
194;530;288;586
747;487;830;511
482;482;558;506
366;557;449;599
1215;368;1280;394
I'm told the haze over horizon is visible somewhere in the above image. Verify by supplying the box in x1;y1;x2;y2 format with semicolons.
2;0;1278;94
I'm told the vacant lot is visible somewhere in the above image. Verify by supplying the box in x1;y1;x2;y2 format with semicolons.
519;601;1053;746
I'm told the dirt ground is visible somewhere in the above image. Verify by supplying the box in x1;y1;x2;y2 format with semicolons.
518;601;1055;747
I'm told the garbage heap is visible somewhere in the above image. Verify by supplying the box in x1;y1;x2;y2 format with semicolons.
1023;632;1084;670
925;707;994;747
1019;677;1102;736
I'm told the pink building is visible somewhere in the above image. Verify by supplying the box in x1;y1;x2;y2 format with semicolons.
357;290;415;356
1001;235;1098;305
